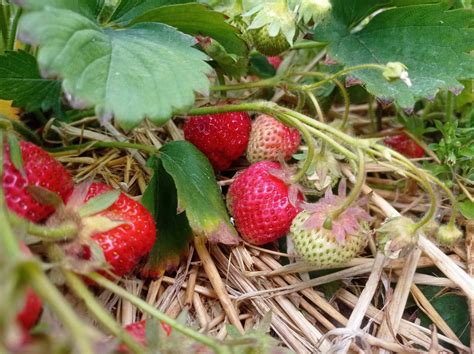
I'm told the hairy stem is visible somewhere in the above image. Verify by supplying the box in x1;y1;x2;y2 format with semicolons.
88;272;231;354
8;212;78;240
28;266;95;354
64;271;146;354
324;149;365;229
49;141;160;155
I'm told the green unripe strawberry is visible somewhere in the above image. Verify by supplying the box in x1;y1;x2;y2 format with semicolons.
289;187;371;267
290;211;369;267
250;26;290;56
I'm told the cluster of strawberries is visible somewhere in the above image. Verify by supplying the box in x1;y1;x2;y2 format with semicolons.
3;141;156;345
2;113;423;348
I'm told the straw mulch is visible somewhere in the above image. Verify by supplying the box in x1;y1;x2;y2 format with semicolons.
45;102;474;354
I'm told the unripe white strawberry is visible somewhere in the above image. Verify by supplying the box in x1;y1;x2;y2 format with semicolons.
289;188;371;267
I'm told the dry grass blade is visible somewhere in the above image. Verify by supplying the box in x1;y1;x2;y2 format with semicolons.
335;252;386;353
193;237;244;334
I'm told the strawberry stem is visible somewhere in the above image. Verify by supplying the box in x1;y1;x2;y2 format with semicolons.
63;270;146;354
88;272;232;354
48;140;160;155
7;211;78;240
26;265;96;354
324;149;366;229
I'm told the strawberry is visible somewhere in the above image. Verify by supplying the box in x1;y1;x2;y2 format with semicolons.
118;320;171;352
75;183;156;277
250;26;290;56
267;56;282;70
3;141;74;222
227;161;301;245
15;244;42;341
289;186;371;267
246;114;301;163
16;289;42;333
383;133;424;158
184;112;252;171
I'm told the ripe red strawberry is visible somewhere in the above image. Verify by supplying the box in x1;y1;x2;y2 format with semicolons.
3;141;74;222
80;183;156;276
383;133;424;158
184;112;252;171
227;161;301;245
16;289;42;333
246;115;301;163
124;320;172;345
267;56;282;69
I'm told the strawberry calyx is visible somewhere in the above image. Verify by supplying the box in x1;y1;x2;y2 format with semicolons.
376;216;419;258
298;186;371;244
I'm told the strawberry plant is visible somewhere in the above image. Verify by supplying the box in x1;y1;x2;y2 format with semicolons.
0;0;473;353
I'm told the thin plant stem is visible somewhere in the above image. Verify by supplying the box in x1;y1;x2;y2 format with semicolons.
296;64;386;91
7;212;78;240
211;77;279;92
291;40;327;50
27;266;96;354
276;113;315;183
306;91;325;122
88;272;231;354
0;3;9;49
49;141;160;155
63;271;146;354
6;7;21;51
324;149;365;229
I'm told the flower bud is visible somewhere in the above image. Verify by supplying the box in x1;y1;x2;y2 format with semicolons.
376;216;418;259
436;224;463;246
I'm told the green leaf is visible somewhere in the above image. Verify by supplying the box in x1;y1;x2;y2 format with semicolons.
7;134;24;175
249;53;276;78
315;3;474;108
109;0;192;23
78;190;121;217
0;51;61;112
459;200;474;220
18;9;212;129
128;3;247;56
14;0;104;19
160;141;239;244
418;286;470;346
141;156;193;277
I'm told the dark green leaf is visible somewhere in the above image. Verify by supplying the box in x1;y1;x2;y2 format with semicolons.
141;156;193;277
249;53;276;78
418;286;470;346
160;141;239;244
0;51;61;112
14;0;104;19
128;3;247;56
18;9;212;129
109;0;192;23
315;3;474;108
459;200;474;220
78;190;121;217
